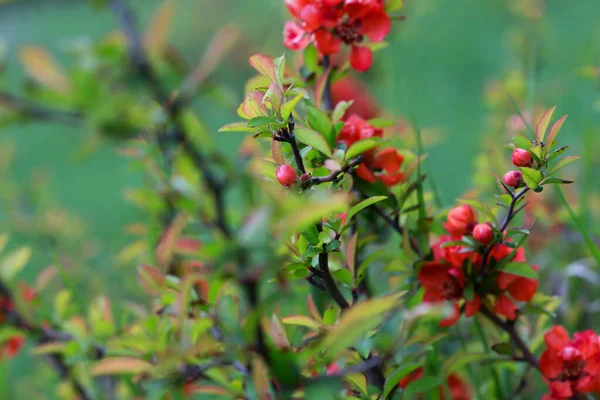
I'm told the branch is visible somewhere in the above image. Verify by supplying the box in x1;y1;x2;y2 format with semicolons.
305;155;364;187
0;92;82;124
321;56;333;111
317;224;349;310
507;366;531;399
499;186;530;232
479;306;541;373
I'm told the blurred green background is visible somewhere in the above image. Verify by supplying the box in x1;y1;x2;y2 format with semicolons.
0;0;599;397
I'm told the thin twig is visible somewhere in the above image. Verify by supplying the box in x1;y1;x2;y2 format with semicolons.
507;366;531;399
317;224;349;310
0;92;82;124
479;306;541;373
305;155;364;187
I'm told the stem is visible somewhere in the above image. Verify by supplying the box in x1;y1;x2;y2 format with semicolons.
321;56;333;111
317;223;349;310
499;186;530;232
0;92;82;124
306;155;364;187
480;307;541;373
474;318;505;399
507;366;531;399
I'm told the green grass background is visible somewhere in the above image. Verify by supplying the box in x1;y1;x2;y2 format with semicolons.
0;0;599;397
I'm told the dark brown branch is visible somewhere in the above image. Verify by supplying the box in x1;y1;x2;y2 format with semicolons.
306;155;364;187
0;92;82;124
480;306;541;373
508;366;531;399
317;224;349;310
321;56;333;111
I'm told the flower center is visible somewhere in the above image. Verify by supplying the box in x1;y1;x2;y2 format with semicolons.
442;278;462;300
562;359;585;380
334;20;363;45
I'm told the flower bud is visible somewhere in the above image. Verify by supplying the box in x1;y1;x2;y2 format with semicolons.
300;173;310;182
512;148;533;167
503;170;524;188
444;205;477;236
473;223;494;244
276;165;298;187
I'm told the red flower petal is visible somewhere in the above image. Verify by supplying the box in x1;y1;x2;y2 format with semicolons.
378;172;405;187
300;4;323;31
439;301;461;327
494;294;517;320
361;9;391;42
372;148;404;173
507;276;538;302
283;21;310;50
540;350;562;379
314;29;341;55
464;294;481;317
356;163;376;183
350;45;373;72
417;262;449;288
544;325;570;351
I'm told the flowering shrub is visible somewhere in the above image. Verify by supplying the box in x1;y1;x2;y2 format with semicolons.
0;1;598;399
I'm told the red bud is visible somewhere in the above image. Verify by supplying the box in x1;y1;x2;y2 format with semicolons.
512;148;533;167
503;170;524;188
276;165;298;187
473;223;494;244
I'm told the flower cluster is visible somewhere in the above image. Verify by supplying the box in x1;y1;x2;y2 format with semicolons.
283;0;391;71
399;367;471;400
540;326;600;399
418;204;539;326
337;114;405;186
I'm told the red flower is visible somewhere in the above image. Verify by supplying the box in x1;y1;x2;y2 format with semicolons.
398;367;471;399
282;0;394;72
540;326;600;399
1;335;25;358
417;262;480;327
283;21;311;50
350;45;373;72
337;114;382;146
432;235;480;268
443;205;477;236
331;76;380;119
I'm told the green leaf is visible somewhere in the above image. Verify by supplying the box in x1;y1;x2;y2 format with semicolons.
368;118;396;128
0;247;31;281
345;138;381;160
519;166;543;189
332;268;353;287
303;44;319;73
320;293;403;360
501;262;538;279
512;135;531;149
218;121;258;133
318;231;332;244
443;353;503;375
281;91;306;120
547;156;580;177
403;376;441;397
536;106;556;143
273;54;285;88
294;127;332;157
248;116;274;128
332;101;352;122
540;177;574;185
307;106;334;145
346;196;387;222
383;362;421;399
545;146;569;164
463;284;474;301
491;343;513;356
385;0;404;12
325;239;341;252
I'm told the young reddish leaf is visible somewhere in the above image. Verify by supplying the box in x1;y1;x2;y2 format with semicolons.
346;232;358;278
536;106;556;143
137;264;165;296
314;67;331;109
30;342;66;355
269;315;291;349
271;140;286;166
238;91;268;120
156;214;187;270
545;115;568;150
249;54;277;83
90;357;152;376
273;54;286;88
144;0;176;56
263;82;283;113
174;237;202;255
184;385;232;395
19;46;71;93
252;357;270;400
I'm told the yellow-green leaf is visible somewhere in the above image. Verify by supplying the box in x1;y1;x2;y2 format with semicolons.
218;121;258;133
249;54;277;83
281;315;321;330
547;156;580;177
345;138;381;160
535;106;556;143
0;247;31;280
19;46;71;93
281;91;306;120
346;196;387;222
294;127;332;157
519;167;543;189
90;357;152;376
